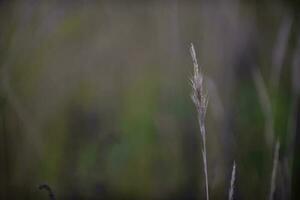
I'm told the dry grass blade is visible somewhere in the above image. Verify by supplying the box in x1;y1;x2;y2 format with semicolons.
190;43;209;200
228;161;236;200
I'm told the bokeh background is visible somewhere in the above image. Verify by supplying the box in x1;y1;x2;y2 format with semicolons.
0;1;299;199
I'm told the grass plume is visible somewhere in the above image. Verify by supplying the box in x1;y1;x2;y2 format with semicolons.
190;43;209;200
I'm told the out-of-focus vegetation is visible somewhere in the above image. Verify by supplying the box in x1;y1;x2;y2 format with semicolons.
0;1;299;199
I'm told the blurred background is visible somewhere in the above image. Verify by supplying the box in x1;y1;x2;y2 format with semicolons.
0;0;299;199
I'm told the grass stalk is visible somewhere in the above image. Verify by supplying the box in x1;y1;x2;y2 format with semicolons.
228;161;236;200
269;140;280;200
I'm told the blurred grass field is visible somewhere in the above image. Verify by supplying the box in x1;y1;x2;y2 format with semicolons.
0;1;299;199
